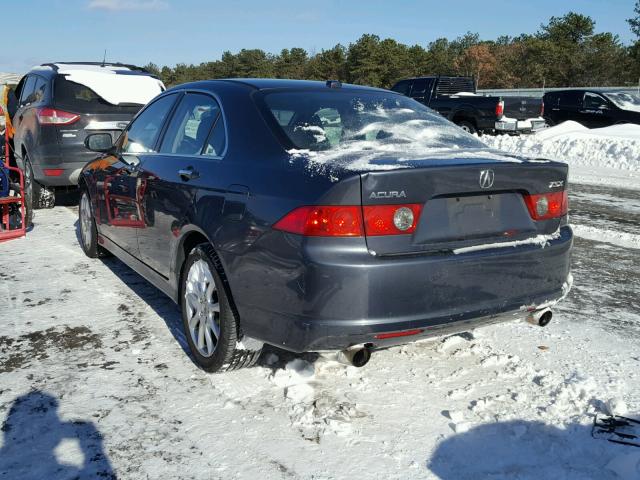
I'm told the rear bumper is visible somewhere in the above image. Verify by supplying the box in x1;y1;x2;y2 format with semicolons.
495;117;546;133
230;225;573;353
30;145;98;187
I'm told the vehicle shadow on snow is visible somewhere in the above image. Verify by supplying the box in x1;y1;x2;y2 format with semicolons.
427;419;639;480
0;390;116;479
72;220;195;366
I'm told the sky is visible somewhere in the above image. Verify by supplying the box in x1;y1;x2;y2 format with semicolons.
1;0;637;74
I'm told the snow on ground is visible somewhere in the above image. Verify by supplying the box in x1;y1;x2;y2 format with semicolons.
481;121;640;190
1;198;639;479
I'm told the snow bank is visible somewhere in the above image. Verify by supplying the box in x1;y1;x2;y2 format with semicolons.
56;64;164;106
572;224;640;249
482;121;640;172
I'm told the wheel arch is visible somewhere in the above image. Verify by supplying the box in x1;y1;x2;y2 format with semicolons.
175;229;245;337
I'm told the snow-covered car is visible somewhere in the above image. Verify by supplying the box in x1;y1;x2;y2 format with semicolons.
78;79;573;373
11;62;165;224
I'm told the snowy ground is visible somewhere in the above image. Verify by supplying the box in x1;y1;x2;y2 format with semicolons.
481;121;640;191
0;177;639;479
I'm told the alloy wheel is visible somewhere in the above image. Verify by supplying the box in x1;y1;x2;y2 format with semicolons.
184;259;221;357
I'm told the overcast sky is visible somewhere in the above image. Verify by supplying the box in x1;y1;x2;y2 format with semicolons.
1;0;637;73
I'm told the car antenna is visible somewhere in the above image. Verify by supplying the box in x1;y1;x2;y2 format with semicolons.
101;49;107;67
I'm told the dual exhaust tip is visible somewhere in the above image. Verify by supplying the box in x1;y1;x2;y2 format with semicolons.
336;308;553;368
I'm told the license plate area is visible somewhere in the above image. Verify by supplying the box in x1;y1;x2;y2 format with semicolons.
413;193;536;244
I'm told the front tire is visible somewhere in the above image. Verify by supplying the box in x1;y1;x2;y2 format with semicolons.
79;190;105;258
180;244;262;372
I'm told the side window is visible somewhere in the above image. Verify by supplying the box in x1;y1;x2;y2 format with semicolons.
583;92;608;109
410;79;427;97
31;76;47;103
121;94;177;154
560;91;583;108
19;76;36;106
203;119;226;157
391;80;411;96
160;93;221;155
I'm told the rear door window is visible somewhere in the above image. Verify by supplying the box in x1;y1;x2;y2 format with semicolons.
121;94;178;154
559;91;583;108
160;93;221;155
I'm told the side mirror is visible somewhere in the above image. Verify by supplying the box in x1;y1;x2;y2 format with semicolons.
85;133;114;153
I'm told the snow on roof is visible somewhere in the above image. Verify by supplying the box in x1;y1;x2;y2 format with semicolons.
55;63;165;106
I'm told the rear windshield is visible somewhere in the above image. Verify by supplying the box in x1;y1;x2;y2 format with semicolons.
261;90;485;157
603;91;640;113
54;76;143;114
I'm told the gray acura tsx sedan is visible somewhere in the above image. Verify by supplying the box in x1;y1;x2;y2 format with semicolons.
78;79;573;372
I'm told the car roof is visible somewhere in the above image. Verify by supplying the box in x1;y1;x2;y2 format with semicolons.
167;78;391;93
28;62;154;77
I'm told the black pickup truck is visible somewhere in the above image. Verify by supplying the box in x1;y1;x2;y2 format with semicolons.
391;76;544;134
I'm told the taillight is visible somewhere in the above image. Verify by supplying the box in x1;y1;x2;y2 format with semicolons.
37;108;80;126
363;204;422;236
273;206;364;236
43;169;64;177
273;203;424;237
523;191;568;220
540;100;545;117
495;100;504;119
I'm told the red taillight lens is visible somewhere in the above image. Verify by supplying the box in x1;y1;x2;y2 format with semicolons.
273;206;364;236
495;100;504;119
363;204;422;236
523;190;568;220
540;101;545;117
43;169;64;177
37;108;80;126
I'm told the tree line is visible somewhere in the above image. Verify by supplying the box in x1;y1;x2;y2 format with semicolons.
145;9;640;90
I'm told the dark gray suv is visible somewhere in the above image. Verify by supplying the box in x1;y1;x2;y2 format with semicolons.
12;62;164;223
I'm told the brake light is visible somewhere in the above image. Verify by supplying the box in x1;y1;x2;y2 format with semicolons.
37;108;80;126
495;100;504;119
43;169;64;177
523;191;568;220
540;100;545;117
273;206;364;236
363;204;422;236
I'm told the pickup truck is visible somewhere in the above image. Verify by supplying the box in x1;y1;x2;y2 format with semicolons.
390;76;545;134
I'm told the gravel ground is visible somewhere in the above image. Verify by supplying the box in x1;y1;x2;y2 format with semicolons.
0;184;639;479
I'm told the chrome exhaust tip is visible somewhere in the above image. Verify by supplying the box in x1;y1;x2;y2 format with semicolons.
336;345;372;368
526;307;553;327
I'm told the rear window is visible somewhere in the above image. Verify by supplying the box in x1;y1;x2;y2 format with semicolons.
54;75;142;114
261;89;485;156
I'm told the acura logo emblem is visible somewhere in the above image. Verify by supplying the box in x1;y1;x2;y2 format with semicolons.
479;169;495;189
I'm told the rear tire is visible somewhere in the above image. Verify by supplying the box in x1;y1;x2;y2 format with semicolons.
180;244;262;373
23;156;35;228
457;120;477;134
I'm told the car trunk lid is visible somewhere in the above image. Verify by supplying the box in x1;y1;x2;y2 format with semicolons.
360;158;567;256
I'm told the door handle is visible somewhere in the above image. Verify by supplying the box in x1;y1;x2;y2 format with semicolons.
178;167;199;181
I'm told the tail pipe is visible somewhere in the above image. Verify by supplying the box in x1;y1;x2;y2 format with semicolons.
336;345;371;368
526;307;553;327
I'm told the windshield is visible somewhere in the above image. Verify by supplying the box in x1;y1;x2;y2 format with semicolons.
603;91;640;113
262;90;486;158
